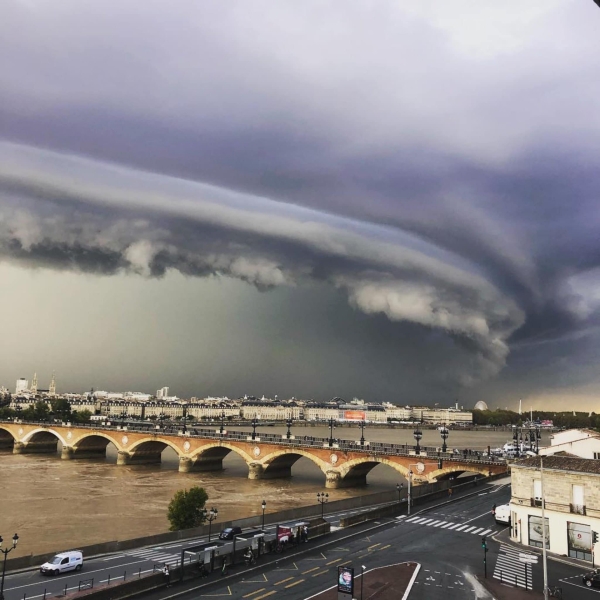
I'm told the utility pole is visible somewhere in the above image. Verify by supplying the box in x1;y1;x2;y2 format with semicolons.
481;536;488;578
541;457;548;600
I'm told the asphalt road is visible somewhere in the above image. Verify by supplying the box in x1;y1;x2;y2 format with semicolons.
1;501;395;600
6;482;599;600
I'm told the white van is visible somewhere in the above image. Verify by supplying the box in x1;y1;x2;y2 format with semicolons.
494;504;511;525
40;551;83;575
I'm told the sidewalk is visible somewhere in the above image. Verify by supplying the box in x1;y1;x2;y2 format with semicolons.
480;576;543;599
308;563;418;600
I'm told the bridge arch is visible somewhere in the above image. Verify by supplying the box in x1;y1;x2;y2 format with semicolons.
65;431;123;460
0;425;16;451
336;456;412;487
119;436;184;467
183;442;254;474
16;427;66;455
259;448;330;481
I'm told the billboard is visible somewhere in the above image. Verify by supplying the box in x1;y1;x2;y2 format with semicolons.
338;566;354;595
343;410;366;422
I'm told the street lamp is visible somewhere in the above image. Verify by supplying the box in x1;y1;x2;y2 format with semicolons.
251;416;259;440
204;507;218;542
220;410;226;435
285;416;293;440
328;418;336;448
396;483;403;504
407;470;414;516
182;406;187;434
359;420;366;447
0;533;19;600
439;426;449;453
361;565;366;600
413;427;423;454
261;500;266;530
317;492;329;519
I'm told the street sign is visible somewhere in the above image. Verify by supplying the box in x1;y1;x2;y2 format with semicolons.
519;554;538;564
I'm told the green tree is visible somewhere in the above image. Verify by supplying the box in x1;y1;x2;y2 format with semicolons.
23;401;50;421
167;487;209;531
50;398;72;421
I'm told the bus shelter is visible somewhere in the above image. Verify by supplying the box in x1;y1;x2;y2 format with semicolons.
276;521;310;548
180;541;226;579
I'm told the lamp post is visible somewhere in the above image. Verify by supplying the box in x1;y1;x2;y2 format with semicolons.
513;427;520;458
251;416;259;440
317;492;329;519
204;507;218;542
0;533;19;600
328;418;336;448
359;420;366;447
285;416;293;440
182;406;187;435
220;410;226;435
361;565;366;600
413;427;423;454
439;426;449;453
396;483;403;504
407;470;413;515
261;500;266;530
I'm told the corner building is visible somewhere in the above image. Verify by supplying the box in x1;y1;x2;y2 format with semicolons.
510;456;600;562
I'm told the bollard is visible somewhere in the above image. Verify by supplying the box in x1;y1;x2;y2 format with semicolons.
108;574;111;585
43;589;47;600
64;584;67;595
138;568;142;579
124;570;126;581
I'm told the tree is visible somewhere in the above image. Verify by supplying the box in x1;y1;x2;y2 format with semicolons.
167;487;208;531
50;398;72;422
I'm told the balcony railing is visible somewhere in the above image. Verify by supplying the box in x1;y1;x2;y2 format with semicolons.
570;503;586;515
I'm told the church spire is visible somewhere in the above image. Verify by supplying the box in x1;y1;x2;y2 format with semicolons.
49;372;56;396
31;372;38;394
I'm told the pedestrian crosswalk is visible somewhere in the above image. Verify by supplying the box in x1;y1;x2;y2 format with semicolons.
124;547;181;566
493;543;533;589
396;514;495;537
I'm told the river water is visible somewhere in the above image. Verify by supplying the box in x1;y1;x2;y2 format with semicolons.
0;425;544;557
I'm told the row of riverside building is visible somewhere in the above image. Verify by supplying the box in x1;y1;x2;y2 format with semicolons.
5;392;473;426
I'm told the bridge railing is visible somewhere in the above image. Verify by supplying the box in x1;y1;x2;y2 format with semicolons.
0;419;503;465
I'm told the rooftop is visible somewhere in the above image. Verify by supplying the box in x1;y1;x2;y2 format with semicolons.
512;455;600;475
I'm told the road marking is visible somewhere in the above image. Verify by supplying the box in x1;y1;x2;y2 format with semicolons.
367;543;381;550
274;577;294;585
285;579;304;589
326;558;342;565
480;529;493;536
275;562;299;571
241;573;268;583
242;588;266;598
312;570;329;577
471;527;484;535
302;567;320;574
305;552;327;561
253;592;277;600
463;526;477;533
379;544;391;550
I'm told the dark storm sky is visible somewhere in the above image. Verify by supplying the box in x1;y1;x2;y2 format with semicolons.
1;1;599;408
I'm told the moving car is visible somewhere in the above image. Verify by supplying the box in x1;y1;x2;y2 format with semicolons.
40;551;83;575
583;569;600;588
219;526;242;540
494;504;511;525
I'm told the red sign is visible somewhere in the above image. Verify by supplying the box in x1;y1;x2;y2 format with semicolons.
343;410;366;421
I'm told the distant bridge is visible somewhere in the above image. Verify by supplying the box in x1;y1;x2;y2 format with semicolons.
0;421;507;488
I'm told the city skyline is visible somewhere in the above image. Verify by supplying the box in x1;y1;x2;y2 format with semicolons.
1;2;600;408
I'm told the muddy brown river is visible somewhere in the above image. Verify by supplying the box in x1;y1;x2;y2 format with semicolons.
0;425;539;557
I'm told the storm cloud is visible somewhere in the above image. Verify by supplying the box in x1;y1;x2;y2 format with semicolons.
0;1;599;404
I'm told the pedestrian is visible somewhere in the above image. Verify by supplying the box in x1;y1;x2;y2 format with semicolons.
221;556;228;576
163;564;171;587
448;487;453;498
303;525;309;542
492;503;496;516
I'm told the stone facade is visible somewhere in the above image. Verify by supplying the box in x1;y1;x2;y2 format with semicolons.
510;456;600;561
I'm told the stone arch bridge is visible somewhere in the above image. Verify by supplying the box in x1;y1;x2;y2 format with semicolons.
0;422;507;489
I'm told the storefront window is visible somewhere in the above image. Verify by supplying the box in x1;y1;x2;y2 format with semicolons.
528;515;549;549
568;522;592;561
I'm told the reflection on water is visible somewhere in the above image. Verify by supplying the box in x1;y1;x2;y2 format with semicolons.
0;425;535;556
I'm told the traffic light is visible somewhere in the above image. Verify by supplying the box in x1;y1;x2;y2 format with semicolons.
482;536;488;552
593;531;599;544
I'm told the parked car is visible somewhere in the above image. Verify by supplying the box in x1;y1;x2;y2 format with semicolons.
40;551;83;575
219;526;242;540
582;569;600;588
